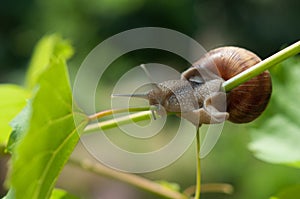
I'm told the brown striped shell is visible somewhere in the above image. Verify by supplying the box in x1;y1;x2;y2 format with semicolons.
182;47;272;123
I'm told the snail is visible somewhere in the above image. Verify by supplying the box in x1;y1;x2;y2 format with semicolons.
114;46;272;127
182;46;272;124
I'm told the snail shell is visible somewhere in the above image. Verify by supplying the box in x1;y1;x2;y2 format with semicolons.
182;47;272;123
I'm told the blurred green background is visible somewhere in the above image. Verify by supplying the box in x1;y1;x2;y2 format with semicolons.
1;0;300;199
1;0;300;83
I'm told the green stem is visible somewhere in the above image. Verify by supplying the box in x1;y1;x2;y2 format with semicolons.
84;111;155;133
84;40;300;132
68;158;188;199
88;107;154;121
223;40;300;92
194;127;201;199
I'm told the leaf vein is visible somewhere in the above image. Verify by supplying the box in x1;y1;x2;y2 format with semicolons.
34;120;86;199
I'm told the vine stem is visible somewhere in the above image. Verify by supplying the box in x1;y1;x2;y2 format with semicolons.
68;158;188;199
83;40;300;132
88;107;154;121
194;127;201;199
84;111;155;133
223;40;300;91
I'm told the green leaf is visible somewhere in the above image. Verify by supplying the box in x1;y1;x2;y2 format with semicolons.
270;185;300;199
249;57;300;168
0;34;73;148
2;189;15;199
25;34;74;89
50;189;79;199
156;180;181;192
8;58;88;199
6;100;32;154
0;84;29;145
2;189;79;199
249;115;300;167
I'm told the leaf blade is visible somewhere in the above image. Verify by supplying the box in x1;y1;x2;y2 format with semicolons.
270;185;300;199
9;58;88;199
50;189;79;199
25;34;74;89
0;84;29;145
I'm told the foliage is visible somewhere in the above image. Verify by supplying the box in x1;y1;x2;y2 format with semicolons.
249;58;300;168
0;85;29;145
156;180;181;192
0;34;73;147
270;185;300;199
1;0;300;198
3;189;79;199
1;33;300;199
2;35;88;199
49;189;80;199
25;34;74;89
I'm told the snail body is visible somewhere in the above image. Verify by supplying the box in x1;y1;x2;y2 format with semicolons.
146;77;228;126
117;46;272;126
